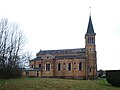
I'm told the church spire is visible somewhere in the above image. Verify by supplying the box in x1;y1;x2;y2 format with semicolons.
86;15;95;34
86;7;95;35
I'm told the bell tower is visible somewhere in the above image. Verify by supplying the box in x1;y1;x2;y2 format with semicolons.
85;15;97;79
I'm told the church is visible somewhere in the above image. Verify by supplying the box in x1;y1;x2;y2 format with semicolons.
22;15;97;79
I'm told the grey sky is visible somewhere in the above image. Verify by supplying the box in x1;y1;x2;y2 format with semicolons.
0;0;120;70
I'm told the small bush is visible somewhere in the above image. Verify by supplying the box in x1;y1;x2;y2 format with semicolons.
0;67;22;79
106;70;120;86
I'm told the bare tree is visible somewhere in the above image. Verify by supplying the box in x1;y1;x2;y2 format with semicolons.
19;51;32;68
0;18;26;68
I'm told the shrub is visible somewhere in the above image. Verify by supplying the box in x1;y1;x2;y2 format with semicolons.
106;70;120;86
0;67;22;79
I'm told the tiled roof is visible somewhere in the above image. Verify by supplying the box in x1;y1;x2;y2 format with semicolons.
38;48;85;55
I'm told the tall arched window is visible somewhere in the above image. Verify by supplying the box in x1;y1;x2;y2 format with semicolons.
39;64;41;68
31;65;33;68
46;63;50;71
79;62;82;71
58;63;61;71
90;37;91;44
91;37;94;44
89;68;92;72
88;37;92;44
68;63;71;71
88;37;90;44
88;37;94;44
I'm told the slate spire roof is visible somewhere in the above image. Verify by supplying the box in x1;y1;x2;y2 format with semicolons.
86;15;95;34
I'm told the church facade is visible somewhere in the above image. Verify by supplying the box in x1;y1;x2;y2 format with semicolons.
22;15;97;79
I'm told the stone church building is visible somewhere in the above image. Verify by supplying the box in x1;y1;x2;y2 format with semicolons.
22;15;97;79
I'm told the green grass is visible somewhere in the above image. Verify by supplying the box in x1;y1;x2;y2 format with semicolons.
0;78;120;90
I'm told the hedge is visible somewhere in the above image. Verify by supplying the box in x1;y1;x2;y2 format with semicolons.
106;70;120;86
0;67;22;79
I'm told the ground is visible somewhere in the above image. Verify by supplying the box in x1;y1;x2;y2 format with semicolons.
0;78;120;90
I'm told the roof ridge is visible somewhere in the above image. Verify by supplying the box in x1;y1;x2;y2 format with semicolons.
40;48;85;51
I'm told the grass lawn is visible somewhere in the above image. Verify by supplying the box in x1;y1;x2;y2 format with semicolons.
0;78;120;90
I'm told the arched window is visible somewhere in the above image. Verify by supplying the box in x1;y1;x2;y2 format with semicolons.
46;63;50;71
88;37;92;44
90;37;91;44
39;64;41;68
89;68;92;72
88;37;94;44
91;37;94;44
79;62;82;71
58;63;61;71
68;63;71;71
31;65;33;68
88;37;90;44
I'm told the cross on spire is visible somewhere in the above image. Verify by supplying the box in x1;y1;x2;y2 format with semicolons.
89;6;91;16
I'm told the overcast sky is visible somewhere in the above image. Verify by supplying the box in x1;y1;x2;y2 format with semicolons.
0;0;120;70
